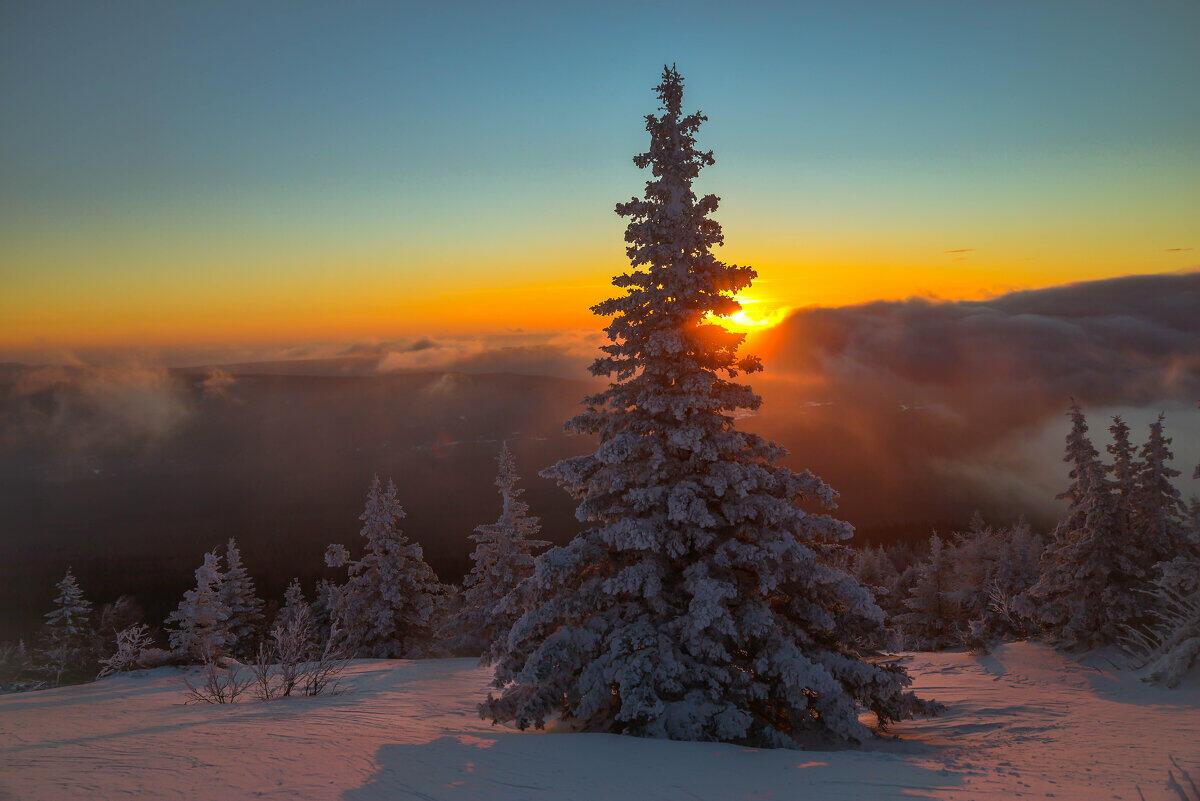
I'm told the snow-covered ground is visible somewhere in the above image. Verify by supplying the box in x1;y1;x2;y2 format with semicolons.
1;642;1195;801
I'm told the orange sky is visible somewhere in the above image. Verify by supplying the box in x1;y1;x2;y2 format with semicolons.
4;241;1195;351
2;3;1197;354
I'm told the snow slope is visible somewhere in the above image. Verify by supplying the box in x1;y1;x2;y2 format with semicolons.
1;642;1195;801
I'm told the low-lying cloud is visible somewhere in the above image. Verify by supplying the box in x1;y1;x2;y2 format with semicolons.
1;362;194;460
747;271;1200;526
2;271;1195;532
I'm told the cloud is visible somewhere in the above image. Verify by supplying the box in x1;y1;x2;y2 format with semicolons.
365;332;601;379
1;361;194;462
1165;247;1193;253
944;248;974;254
748;271;1200;526
200;367;236;398
4;272;1194;535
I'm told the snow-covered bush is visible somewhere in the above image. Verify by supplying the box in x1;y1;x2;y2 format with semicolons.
183;651;251;705
1126;584;1200;687
455;443;548;657
98;623;156;677
482;67;936;748
325;476;446;658
94;595;145;651
275;578;318;659
0;641;42;694
1124;444;1200;687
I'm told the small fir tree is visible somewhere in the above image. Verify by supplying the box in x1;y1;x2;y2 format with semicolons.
325;476;446;658
276;578;318;658
895;534;961;650
219;538;265;658
165;551;231;661
456;443;548;657
38;568;95;684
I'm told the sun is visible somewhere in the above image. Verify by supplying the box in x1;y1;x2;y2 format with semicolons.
713;293;790;332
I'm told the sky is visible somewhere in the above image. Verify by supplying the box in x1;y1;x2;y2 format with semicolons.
1;1;1198;353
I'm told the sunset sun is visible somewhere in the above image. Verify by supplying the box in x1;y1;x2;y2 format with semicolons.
714;293;790;332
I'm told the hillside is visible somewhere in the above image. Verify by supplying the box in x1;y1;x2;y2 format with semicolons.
1;642;1195;800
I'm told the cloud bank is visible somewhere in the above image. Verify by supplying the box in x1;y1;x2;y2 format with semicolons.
2;271;1196;532
747;271;1200;526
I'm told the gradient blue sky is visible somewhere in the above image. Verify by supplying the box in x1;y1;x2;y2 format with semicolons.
2;1;1197;347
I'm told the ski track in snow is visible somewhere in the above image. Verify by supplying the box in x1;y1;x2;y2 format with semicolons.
0;642;1195;801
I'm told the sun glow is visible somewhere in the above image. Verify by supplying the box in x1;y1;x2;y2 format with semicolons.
715;294;791;332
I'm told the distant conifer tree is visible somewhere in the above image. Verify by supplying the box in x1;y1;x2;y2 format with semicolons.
1022;403;1153;647
220;538;265;659
38;568;95;684
455;442;548;657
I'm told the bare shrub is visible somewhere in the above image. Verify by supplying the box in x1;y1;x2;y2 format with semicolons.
300;636;349;698
250;641;278;701
182;650;251;704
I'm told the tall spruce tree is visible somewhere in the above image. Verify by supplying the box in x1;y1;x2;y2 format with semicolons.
457;442;548;657
1107;415;1138;533
482;67;932;747
324;476;445;658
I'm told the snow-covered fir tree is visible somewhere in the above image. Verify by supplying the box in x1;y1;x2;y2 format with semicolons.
1020;403;1145;648
944;513;997;623
1107;416;1138;499
324;476;445;658
219;538;265;658
455;442;548;657
482;67;933;747
38;568;95;684
895;534;961;650
278;578;307;628
1130;423;1200;686
1130;414;1188;571
165;550;231;661
1106;415;1138;541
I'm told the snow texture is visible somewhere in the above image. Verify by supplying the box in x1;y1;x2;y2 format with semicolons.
1;642;1196;800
